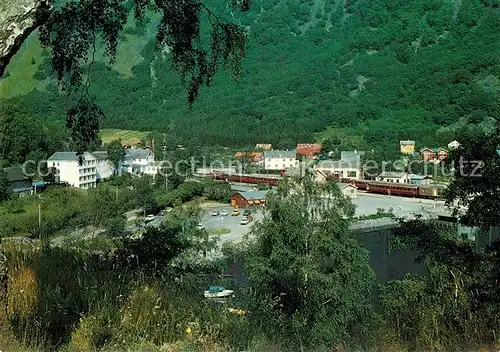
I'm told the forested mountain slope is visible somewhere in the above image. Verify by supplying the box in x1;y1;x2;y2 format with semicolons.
1;0;499;153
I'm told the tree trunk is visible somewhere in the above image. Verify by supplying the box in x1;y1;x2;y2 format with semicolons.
0;0;51;77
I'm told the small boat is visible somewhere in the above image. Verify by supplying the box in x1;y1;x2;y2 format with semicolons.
204;286;234;298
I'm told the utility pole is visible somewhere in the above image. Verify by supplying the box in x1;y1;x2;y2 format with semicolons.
165;172;168;191
38;201;41;241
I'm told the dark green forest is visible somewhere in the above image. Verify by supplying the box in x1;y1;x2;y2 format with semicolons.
1;0;500;157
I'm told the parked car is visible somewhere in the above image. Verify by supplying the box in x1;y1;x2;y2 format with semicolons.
197;222;203;230
221;210;229;216
243;209;252;217
232;209;240;216
211;210;220;216
240;217;250;225
145;214;155;223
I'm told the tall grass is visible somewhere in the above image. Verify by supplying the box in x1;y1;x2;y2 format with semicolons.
0;242;260;351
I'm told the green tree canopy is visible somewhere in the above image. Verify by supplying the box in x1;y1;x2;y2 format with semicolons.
106;139;125;173
244;177;375;348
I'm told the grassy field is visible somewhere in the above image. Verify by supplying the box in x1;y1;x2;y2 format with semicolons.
100;128;152;145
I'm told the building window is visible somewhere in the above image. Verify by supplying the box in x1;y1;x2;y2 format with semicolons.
396;179;400;183
347;171;357;178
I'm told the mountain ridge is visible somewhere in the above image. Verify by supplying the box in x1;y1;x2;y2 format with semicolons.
1;0;499;155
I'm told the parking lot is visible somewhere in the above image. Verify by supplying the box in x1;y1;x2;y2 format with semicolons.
125;192;449;244
199;205;263;242
197;193;448;244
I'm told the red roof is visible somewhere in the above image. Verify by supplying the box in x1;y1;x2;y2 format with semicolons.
296;143;322;157
234;152;263;162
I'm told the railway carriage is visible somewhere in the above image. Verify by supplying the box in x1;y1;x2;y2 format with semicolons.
418;184;446;199
211;173;446;200
364;181;419;197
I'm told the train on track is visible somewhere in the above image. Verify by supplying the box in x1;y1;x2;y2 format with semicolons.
211;173;282;186
210;173;446;199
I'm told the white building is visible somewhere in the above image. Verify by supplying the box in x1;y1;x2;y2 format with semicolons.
339;183;358;199
376;171;410;184
448;140;460;150
47;152;97;189
121;148;157;176
263;150;298;171
315;160;362;180
92;151;115;181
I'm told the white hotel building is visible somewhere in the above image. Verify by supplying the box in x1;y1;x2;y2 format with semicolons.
47;152;98;189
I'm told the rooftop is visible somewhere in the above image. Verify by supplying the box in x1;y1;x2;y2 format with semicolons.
340;150;365;162
296;143;322;157
234;152;263;161
378;171;408;178
92;151;108;160
264;150;296;159
4;166;30;182
48;152;96;162
410;174;432;180
400;140;415;145
237;190;269;200
316;160;360;169
340;182;358;189
125;149;152;159
284;165;313;177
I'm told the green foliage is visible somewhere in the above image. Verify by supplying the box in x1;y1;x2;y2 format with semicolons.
115;224;192;273
444;122;500;230
105;139;125;172
0;169;10;202
244;177;376;348
380;218;500;350
157;181;205;208
202;180;232;202
0;96;69;168
3;0;499;152
133;175;158;215
105;216;126;237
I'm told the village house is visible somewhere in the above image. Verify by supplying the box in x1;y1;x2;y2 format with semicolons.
255;143;273;150
315;160;362;180
229;190;268;208
376;171;410;183
48;152;97;189
339;183;358;199
448;140;460;150
400;140;416;155
296;143;322;158
420;147;448;163
409;174;433;185
263;150;298;171
284;165;329;183
234;152;264;165
3;166;32;197
121;148;158;176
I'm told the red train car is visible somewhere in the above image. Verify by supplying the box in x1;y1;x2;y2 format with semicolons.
364;181;419;197
211;173;281;186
